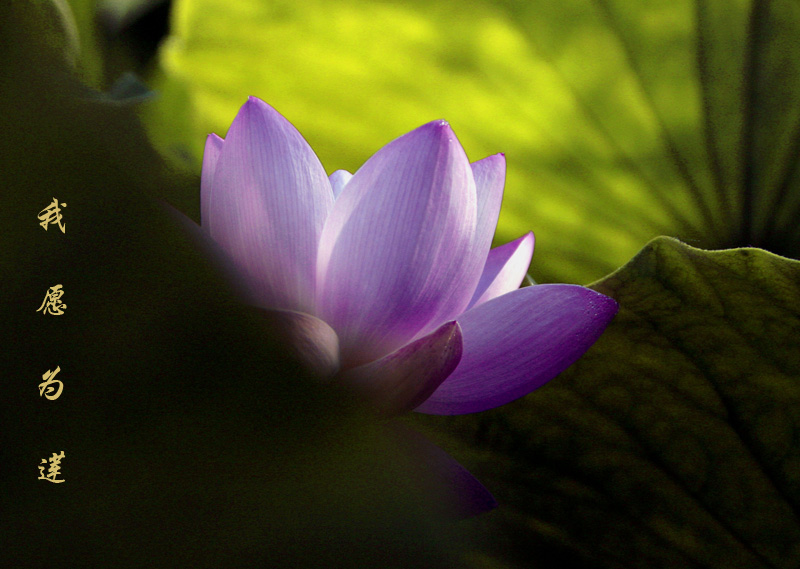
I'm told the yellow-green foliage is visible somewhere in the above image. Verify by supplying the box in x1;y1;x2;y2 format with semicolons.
146;0;800;284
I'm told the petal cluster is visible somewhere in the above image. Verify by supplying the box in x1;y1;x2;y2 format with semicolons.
200;96;618;417
193;97;619;517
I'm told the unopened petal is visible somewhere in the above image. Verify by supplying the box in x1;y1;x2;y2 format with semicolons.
467;232;534;309
328;169;352;200
318;120;479;365
208;97;333;313
416;284;618;415
338;321;462;416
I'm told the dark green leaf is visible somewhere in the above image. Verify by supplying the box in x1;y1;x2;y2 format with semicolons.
63;0;103;84
412;237;800;568
0;6;459;566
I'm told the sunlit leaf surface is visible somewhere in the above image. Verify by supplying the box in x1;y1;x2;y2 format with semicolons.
412;237;800;568
148;0;800;283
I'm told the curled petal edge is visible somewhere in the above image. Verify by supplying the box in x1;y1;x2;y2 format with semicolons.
338;321;462;416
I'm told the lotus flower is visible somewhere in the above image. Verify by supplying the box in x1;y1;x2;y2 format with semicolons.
194;96;618;515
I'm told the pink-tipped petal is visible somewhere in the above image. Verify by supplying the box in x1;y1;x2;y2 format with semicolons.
328;169;352;200
388;423;497;519
338;321;462;416
200;133;224;228
415;284;618;415
468;232;535;309
317;121;480;366
256;309;340;379
207;97;333;314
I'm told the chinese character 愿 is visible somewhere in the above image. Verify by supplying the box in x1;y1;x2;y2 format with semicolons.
38;451;65;483
39;366;63;400
37;197;66;233
36;284;66;315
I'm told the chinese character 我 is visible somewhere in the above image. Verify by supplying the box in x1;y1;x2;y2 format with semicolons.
39;366;63;400
38;198;66;233
38;451;65;483
36;284;66;315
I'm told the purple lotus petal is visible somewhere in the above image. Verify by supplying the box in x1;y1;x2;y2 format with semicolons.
208;97;333;314
388;422;497;519
317;120;480;366
200;133;224;228
414;153;507;335
338;321;462;416
470;153;506;264
415;284;618;415
468;232;535;310
255;309;340;379
328;169;352;200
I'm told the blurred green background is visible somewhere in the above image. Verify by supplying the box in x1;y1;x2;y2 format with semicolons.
77;0;800;284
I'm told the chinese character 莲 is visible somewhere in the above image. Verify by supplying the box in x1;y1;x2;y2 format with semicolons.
39;366;63;400
36;284;66;315
38;451;65;483
37;197;66;233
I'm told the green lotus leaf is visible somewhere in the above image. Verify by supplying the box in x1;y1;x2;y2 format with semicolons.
412;237;800;568
64;0;102;84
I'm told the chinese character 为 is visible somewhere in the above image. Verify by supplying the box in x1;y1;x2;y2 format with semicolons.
38;451;65;483
39;366;63;400
38;197;66;233
36;284;66;315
